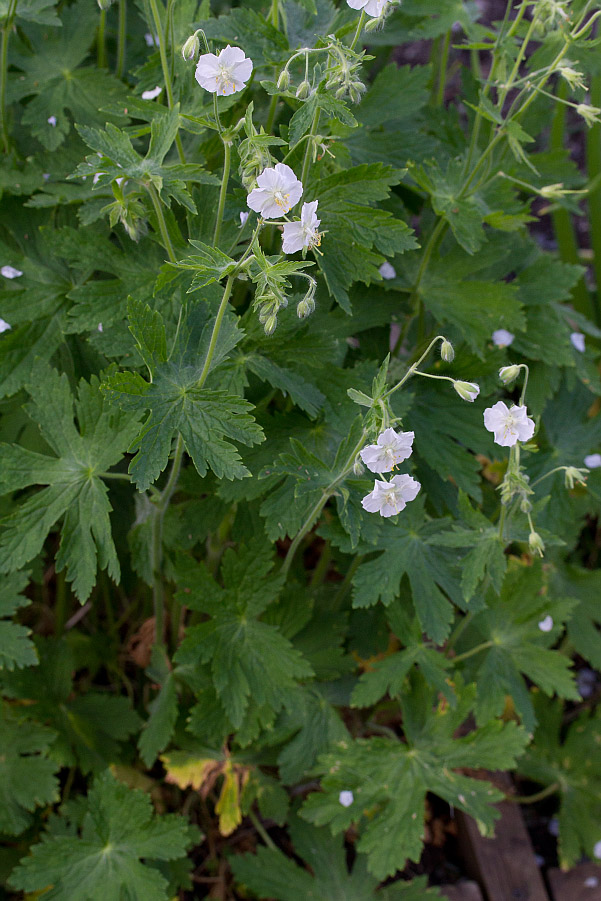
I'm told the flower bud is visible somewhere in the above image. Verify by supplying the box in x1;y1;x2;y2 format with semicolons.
353;458;365;476
263;314;278;336
277;69;290;90
520;498;532;513
349;81;366;104
453;380;480;402
499;364;520;385
97;0;114;9
335;86;347;100
297;297;314;319
528;531;545;557
295;81;311;100
440;339;454;362
181;33;200;61
564;466;588;489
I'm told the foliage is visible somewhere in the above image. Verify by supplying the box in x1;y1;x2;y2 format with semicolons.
2;0;601;895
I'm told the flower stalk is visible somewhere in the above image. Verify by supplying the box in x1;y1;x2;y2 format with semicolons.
0;0;17;154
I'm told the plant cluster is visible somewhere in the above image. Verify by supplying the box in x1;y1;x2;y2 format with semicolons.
2;0;601;896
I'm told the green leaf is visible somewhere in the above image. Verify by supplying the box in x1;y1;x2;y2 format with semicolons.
2;0;61;25
410;159;486;254
275;685;349;784
455;560;579;731
0;707;59;836
301;678;528;879
9;770;194;900
0;570;37;670
231;815;441;900
174;541;312;729
0;366;141;600
127;298;167;378
138;671;178;768
178;241;239;290
289;84;357;148
104;302;264;490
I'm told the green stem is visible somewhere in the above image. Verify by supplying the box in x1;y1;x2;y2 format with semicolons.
54;569;68;636
435;30;451;107
0;0;17;154
249;809;277;851
498;503;507;542
147;0;186;163
445;611;474;656
98;471;132;481
98;8;107;68
349;10;366;51
508;782;560;805
587;74;601;324
300;108;320;187
407;219;447;318
551;81;592;318
116;0;127;79
196;275;235;388
151;433;184;646
451;640;494;665
309;540;331;587
266;93;278;133
518;363;529;406
334;555;363;605
531;466;571;488
384;335;447;399
269;0;279;30
146;183;177;262
213;138;231;247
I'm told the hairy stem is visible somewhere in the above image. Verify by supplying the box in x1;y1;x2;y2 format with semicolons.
435;30;451;107
300;108;320;187
196;275;235;388
508;782;560;805
213;138;231;247
0;0;17;154
147;0;186;163
349;10;366;51
146;183;177;263
98;8;107;68
451;640;494;665
151;433;184;645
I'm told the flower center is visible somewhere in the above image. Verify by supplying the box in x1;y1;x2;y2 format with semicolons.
273;190;290;210
217;64;236;93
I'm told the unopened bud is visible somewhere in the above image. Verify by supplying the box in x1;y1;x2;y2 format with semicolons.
297;297;314;319
453;380;480;402
528;531;545;557
564;466;588;489
97;0;114;9
296;81;311;100
277;69;290;90
499;364;520;385
263;314;278;336
440;339;454;362
520;498;532;514
349;81;366;104
181;33;200;61
353;458;365;476
335;86;347;100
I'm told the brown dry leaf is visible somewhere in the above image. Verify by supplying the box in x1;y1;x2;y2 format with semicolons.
126;617;155;668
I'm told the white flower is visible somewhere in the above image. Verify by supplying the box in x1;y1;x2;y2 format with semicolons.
1;265;22;279
594;840;601;860
492;328;515;348
98;323;103;332
0;318;11;333
195;45;253;96
538;615;553;633
584;453;601;468
359;427;414;474
571;332;585;353
361;474;421;518
144;32;159;47
339;790;354;807
247;163;303;218
379;261;396;280
47;115;57;127
239;211;249;227
483;401;535;447
585;877;599;888
142;86;162;100
453;381;480;402
347;0;388;17
282;201;321;254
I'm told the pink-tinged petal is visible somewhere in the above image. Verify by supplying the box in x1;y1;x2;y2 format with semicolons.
282;223;306;254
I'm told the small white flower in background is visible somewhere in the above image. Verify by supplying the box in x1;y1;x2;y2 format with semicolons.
239;211;249;228
98;323;103;332
92;173;104;185
282;200;321;254
142;86;162;100
347;0;388;17
362;474;421;518
548;817;560;837
359;427;414;473
0;318;11;333
571;332;585;353
339;790;354;807
144;32;159;47
594;839;601;860
584;453;601;469
247;163;303;218
538;615;554;633
47;116;57;127
578;668;596;699
492;328;515;348
484;401;535;447
454;381;480;402
195;45;253;96
585;876;599;888
1;265;22;279
379;261;396;280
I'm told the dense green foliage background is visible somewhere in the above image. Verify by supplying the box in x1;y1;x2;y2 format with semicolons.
2;0;601;897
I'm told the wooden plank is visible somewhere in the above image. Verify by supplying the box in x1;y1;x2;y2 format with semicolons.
548;863;601;900
440;881;483;900
455;776;549;901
